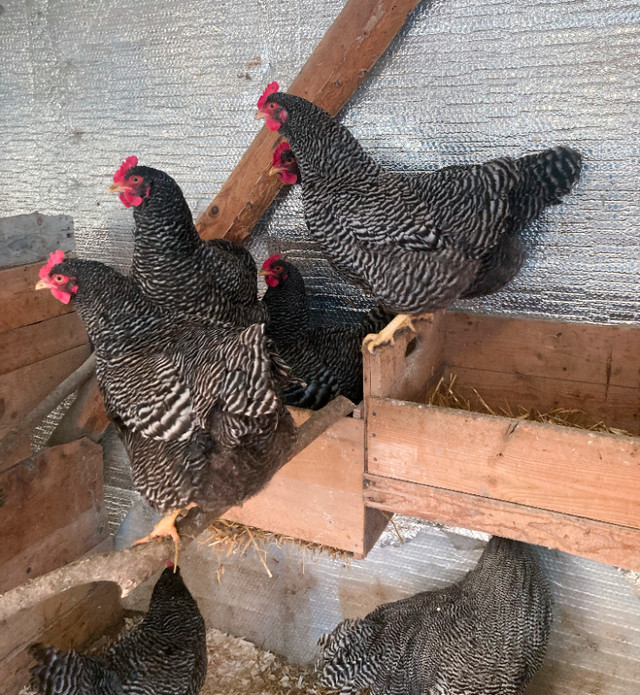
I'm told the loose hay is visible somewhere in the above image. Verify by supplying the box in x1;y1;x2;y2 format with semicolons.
427;374;634;436
201;519;351;582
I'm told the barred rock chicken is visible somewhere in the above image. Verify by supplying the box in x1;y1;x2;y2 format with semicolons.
256;82;582;350
36;252;296;557
30;563;207;695
316;536;553;695
109;155;268;327
261;254;391;408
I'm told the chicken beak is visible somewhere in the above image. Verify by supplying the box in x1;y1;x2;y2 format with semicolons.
108;183;123;193
254;111;266;121
35;279;50;290
268;166;281;177
257;269;269;277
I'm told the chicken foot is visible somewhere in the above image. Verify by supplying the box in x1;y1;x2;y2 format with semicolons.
363;312;421;353
133;502;198;569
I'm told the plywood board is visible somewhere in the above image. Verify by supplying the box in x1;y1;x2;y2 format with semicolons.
364;473;640;571
223;412;373;555
367;397;640;530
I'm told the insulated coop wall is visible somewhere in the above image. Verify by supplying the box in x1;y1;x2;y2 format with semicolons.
1;0;639;693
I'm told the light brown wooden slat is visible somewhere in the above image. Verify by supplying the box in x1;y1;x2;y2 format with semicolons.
445;311;640;391
0;438;108;593
0;262;74;333
223;413;370;555
0;344;91;437
366;396;640;530
0;312;88;376
364;474;640;571
196;0;423;242
438;365;640;436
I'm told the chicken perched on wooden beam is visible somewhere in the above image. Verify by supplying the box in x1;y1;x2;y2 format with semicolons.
256;83;582;352
36;252;297;562
30;563;207;695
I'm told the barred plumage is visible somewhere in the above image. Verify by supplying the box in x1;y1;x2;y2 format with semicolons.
316;537;553;695
112;160;268;327
40;257;296;515
30;565;207;695
262;257;392;408
258;90;582;313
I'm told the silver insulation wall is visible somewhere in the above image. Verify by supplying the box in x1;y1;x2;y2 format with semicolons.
1;0;639;322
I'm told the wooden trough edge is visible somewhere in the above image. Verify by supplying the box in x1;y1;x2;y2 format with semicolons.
364;473;640;571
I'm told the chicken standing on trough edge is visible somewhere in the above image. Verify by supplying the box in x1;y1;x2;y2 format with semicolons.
256;82;582;351
30;563;207;695
261;254;392;408
316;536;553;695
36;252;297;560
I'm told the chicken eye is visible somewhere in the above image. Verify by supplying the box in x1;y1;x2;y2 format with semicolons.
54;274;64;282
130;175;142;184
268;103;277;110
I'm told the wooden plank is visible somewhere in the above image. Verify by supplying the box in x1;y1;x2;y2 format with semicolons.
438;365;640;436
0;438;109;593
0;262;75;333
47;375;109;447
223;412;369;554
364;474;640;571
196;0;422;242
445;311;640;391
363;311;446;401
0;345;92;445
367;397;640;530
0;312;88;376
0;213;74;269
0;581;122;695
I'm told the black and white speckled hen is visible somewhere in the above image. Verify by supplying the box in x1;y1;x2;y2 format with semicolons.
109;155;267;327
260;254;391;408
36;252;296;554
316;536;553;695
30;563;207;695
257;82;582;350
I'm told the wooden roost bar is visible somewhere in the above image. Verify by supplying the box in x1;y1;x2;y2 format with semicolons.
362;311;640;571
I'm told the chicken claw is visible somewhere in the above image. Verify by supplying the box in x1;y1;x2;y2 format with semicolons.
363;313;419;353
133;502;198;568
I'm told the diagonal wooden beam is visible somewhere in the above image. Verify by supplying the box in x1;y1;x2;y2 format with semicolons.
196;0;423;242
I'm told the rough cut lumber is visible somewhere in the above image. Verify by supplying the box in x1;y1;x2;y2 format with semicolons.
48;375;110;447
0;395;355;621
0;353;96;468
0;437;109;594
0;261;74;333
0;581;122;695
195;0;423;242
364;474;640;571
0;311;88;376
367;396;640;530
0;213;74;269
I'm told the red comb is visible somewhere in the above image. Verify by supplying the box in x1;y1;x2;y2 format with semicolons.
39;250;66;279
258;81;279;109
262;253;281;271
113;155;138;185
166;560;174;568
272;141;291;166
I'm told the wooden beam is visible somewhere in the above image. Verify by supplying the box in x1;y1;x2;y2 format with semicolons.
364;474;640;571
195;0;423;242
367;396;640;530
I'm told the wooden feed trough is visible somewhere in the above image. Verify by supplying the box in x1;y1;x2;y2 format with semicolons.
363;310;640;571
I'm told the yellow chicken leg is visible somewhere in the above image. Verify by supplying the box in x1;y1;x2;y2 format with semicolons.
133;502;197;568
363;313;420;353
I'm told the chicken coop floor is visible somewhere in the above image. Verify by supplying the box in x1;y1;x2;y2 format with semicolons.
19;620;326;695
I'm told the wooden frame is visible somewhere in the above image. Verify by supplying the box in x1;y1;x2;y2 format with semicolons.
363;310;640;570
